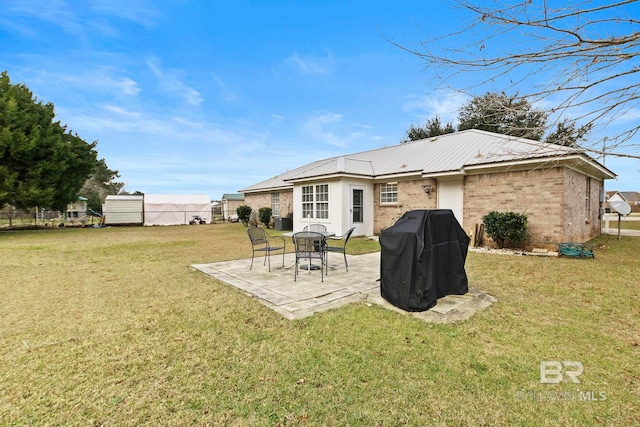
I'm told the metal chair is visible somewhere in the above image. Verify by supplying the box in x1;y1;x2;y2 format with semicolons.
324;227;355;271
247;227;286;271
292;231;327;282
303;224;327;233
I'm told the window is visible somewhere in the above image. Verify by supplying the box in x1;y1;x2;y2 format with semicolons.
380;183;398;204
271;193;280;217
302;186;314;219
315;184;328;219
301;184;329;219
352;188;364;223
585;178;591;217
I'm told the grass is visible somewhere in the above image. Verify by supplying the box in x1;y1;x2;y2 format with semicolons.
1;224;639;426
603;213;640;231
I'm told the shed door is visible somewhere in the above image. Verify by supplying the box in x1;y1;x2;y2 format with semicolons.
437;180;464;227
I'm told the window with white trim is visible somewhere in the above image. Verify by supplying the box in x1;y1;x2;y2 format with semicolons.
271;193;280;217
302;186;314;219
315;184;328;219
585;178;591;217
380;183;398;204
301;184;329;219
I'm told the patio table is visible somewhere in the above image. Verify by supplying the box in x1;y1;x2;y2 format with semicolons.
284;231;335;271
282;231;335;238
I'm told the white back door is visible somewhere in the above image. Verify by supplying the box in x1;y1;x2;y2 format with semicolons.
437;180;464;227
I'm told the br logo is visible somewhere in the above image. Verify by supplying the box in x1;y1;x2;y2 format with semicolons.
540;361;584;384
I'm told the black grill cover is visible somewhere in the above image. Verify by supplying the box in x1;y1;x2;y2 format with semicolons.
380;209;470;311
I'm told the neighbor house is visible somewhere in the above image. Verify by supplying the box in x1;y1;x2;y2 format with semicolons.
66;196;88;220
221;193;245;220
240;129;615;248
606;191;640;213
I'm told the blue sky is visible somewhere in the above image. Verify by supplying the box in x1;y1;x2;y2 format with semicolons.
1;0;637;200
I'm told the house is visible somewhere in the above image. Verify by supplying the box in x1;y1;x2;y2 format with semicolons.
240;129;615;248
606;191;640;213
66;196;88;220
221;193;245;220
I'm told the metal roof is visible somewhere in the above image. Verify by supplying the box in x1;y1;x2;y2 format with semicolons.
240;129;615;192
105;195;144;201
609;191;640;202
221;193;245;200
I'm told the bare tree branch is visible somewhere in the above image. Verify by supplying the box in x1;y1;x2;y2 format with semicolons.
390;0;640;159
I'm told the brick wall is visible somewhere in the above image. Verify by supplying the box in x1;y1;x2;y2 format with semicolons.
464;168;565;248
464;167;604;248
562;169;603;242
280;191;294;217
244;190;293;219
373;179;437;233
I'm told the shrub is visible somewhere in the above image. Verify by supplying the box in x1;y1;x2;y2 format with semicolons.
482;211;528;249
258;207;273;228
236;205;252;226
248;211;260;227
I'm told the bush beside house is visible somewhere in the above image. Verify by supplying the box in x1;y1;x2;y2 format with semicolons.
482;211;528;249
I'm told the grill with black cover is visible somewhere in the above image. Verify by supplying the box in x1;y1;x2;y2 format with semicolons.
380;209;470;311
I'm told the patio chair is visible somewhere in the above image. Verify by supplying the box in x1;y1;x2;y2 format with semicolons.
324;227;355;271
247;227;286;271
303;223;327;232
292;231;327;282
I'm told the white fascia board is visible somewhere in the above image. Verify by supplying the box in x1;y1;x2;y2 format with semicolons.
373;171;423;182
446;154;615;180
286;173;370;184
421;170;464;179
242;185;292;194
462;157;560;173
573;155;616;179
544;153;615;178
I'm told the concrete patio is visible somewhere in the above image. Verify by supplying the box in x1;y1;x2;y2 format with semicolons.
192;252;496;322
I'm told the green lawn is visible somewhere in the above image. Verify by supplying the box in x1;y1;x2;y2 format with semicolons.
1;224;638;426
603;213;640;231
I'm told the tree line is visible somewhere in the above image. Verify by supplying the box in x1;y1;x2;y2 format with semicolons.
1;71;124;217
402;91;591;146
394;1;639;160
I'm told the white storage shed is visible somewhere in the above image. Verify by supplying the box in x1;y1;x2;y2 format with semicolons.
102;195;144;225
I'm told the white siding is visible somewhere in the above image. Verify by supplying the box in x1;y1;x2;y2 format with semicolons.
292;178;373;236
103;196;144;225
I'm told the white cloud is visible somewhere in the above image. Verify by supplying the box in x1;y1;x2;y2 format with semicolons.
0;16;37;38
300;112;375;149
100;104;142;118
29;68;141;97
401;91;468;125
89;0;160;27
212;75;240;102
301;112;345;147
8;0;83;37
116;78;141;96
146;60;203;106
5;0;159;41
284;51;333;76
